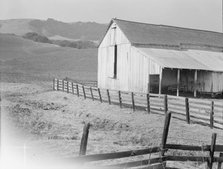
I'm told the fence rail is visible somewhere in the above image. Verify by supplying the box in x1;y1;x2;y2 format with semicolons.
73;144;223;168
53;78;223;129
72;113;223;169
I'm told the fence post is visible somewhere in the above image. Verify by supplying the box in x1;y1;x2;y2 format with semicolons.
79;123;90;156
164;95;168;114
90;87;94;101
207;133;217;169
72;82;74;94
82;86;86;99
185;97;190;124
217;153;223;169
118;91;122;108
147;93;150;114
131;92;135;111
67;81;69;93
62;80;65;91
210;101;214;129
107;89;111;105
57;79;60;90
76;84;79;97
160;111;172;156
53;78;55;90
98;88;102;103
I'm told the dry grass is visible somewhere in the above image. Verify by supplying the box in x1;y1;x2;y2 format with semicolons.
1;82;223;169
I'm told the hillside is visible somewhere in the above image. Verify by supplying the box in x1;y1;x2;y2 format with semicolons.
0;34;97;82
0;18;107;41
0;19;34;35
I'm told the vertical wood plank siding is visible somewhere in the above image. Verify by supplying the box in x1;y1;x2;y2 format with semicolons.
98;22;161;93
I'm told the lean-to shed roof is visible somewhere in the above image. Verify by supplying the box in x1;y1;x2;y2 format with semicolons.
139;48;223;72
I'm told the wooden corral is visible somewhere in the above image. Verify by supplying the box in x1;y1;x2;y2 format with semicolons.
98;18;223;97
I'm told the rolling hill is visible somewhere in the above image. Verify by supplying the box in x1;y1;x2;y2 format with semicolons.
0;33;98;82
0;18;107;42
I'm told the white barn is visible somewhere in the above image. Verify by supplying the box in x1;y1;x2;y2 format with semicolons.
97;18;223;97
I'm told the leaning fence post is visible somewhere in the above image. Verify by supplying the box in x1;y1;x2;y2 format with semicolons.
160;111;172;156
147;93;150;114
185;97;190;124
90;87;94;101
164;95;168;114
210;101;214;129
207;133;217;169
98;88;102;103
76;84;79;97
131;92;135;111
217;153;223;169
79;123;90;156
107;89;111;104
118;91;122;108
82;86;86;99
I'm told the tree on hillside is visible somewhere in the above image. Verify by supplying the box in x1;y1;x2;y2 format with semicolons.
23;32;52;44
51;40;97;49
22;32;98;49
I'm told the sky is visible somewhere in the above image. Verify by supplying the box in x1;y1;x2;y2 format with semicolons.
0;0;222;32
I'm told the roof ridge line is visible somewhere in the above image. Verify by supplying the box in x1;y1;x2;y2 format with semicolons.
133;43;223;52
113;18;223;34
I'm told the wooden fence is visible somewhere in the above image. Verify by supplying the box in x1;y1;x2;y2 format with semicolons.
73;112;223;169
53;78;223;129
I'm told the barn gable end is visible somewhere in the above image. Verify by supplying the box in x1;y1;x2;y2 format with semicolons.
98;20;157;92
99;21;130;48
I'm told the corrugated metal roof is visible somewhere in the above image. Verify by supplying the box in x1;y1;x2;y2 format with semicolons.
113;19;223;50
138;48;223;72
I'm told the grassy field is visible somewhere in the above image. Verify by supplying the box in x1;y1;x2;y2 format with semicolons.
1;82;223;169
0;33;97;83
